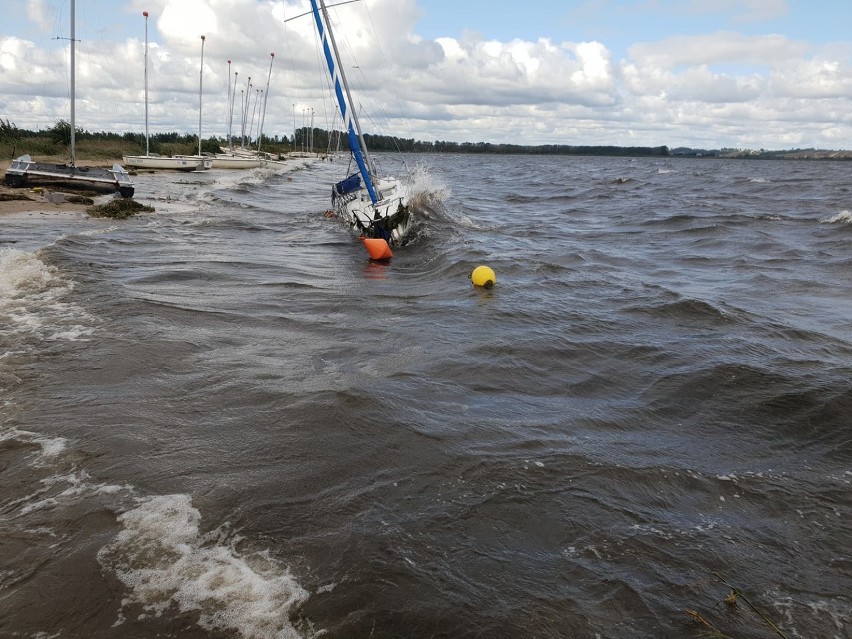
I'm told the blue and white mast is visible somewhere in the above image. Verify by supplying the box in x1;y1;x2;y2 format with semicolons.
309;0;379;204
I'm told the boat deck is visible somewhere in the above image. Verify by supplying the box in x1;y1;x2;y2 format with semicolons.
4;155;135;197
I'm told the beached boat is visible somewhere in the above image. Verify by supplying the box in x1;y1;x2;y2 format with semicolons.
210;141;267;168
5;154;135;197
210;53;276;169
211;152;265;169
123;154;211;171
122;12;210;172
4;0;134;196
169;35;215;171
308;0;412;258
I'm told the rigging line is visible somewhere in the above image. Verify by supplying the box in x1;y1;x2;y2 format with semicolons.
20;0;57;131
280;11;303;150
90;0;123;133
323;6;372;129
361;0;413;153
55;0;72;129
325;0;402;165
308;9;339;155
317;32;339;153
281;0;361;25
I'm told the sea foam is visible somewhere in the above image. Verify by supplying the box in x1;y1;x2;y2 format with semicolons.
821;210;852;224
0;248;95;345
0;247;63;296
407;161;451;206
98;494;309;639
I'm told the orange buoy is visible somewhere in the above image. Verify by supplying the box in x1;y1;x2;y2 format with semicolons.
361;237;393;260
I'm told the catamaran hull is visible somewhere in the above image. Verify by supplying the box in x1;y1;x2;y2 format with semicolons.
5;154;135;198
124;155;212;171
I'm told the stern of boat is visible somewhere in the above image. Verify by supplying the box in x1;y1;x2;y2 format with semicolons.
4;155;34;187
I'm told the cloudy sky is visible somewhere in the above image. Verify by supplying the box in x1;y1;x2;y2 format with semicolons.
1;0;851;149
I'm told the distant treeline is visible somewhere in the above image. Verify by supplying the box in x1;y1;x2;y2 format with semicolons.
312;127;669;156
2;118;848;160
671;146;852;160
0;118;292;158
1;119;668;158
362;135;670;157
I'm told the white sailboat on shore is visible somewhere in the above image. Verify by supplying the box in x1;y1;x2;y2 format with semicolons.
308;0;412;259
211;53;276;169
4;0;134;196
123;12;211;172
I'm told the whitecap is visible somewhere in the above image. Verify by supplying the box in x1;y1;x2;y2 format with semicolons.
0;248;96;344
0;426;67;461
98;494;310;639
820;210;852;224
407;162;451;205
0;247;63;296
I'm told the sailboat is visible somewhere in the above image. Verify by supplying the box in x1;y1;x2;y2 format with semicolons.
123;11;211;172
308;0;412;259
4;0;134;197
211;56;272;169
123;18;213;171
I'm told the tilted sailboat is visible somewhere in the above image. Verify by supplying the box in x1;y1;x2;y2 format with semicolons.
4;0;134;197
308;0;412;259
123;11;211;172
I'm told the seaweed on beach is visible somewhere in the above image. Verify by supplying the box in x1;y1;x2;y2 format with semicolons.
87;198;154;219
66;195;95;205
0;192;36;202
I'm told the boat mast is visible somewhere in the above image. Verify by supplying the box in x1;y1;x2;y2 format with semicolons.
143;11;149;156
257;52;274;153
70;0;76;166
197;35;205;157
310;0;379;203
227;62;235;152
241;76;251;148
248;89;260;143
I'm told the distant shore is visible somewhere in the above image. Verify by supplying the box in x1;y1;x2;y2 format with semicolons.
673;148;852;160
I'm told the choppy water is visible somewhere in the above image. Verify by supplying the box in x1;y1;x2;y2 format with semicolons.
1;154;850;639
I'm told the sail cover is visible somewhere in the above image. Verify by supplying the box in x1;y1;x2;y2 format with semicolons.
334;174;362;196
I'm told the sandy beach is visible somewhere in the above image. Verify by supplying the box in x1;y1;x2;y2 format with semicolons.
0;158;123;220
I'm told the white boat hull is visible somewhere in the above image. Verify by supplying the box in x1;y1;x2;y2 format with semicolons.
333;176;412;245
211;155;265;169
123;155;211;171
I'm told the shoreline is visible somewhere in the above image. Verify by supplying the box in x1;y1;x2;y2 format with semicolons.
0;158;122;219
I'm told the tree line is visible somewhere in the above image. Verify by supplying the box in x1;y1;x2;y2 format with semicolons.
2;118;669;158
300;127;670;157
8;118;844;160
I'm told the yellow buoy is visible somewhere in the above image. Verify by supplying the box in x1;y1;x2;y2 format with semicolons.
470;265;496;288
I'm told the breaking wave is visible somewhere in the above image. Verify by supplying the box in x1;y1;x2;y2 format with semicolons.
821;210;852;224
98;494;311;639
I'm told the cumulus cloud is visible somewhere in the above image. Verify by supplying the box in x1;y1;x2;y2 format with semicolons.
625;32;807;69
0;0;849;149
416;36;615;109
